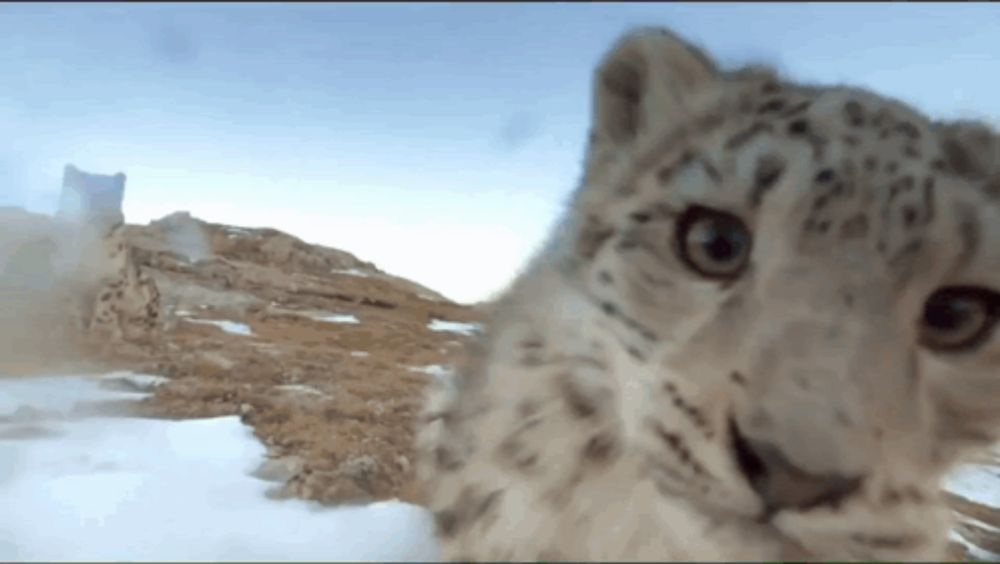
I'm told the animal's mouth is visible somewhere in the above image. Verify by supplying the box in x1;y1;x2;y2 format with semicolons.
729;417;767;494
728;417;863;519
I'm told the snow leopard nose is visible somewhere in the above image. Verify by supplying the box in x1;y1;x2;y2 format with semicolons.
730;419;862;514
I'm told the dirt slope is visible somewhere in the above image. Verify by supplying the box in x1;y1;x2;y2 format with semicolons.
85;211;482;506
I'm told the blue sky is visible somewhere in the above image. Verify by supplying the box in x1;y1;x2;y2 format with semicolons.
2;3;998;303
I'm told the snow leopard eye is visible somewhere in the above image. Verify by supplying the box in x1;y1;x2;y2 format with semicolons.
675;206;752;280
920;286;999;352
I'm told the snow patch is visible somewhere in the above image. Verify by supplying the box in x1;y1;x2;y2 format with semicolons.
330;267;369;278
183;318;254;336
350;351;369;358
0;374;439;561
274;384;325;397
99;371;171;393
950;528;1000;562
944;463;1000;509
313;313;360;325
0;375;145;419
406;364;455;387
427;318;482;336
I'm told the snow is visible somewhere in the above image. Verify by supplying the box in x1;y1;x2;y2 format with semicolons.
427;318;482;336
944;462;1000;509
950;529;1000;562
0;373;439;561
406;364;455;387
350;351;370;358
313;313;360;325
183;318;254;336
274;384;325;397
0;374;141;419
330;267;369;278
101;371;171;392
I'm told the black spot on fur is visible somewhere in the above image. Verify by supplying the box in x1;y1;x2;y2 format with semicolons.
497;436;538;471
559;373;599;419
983;176;1000;199
626;346;645;362
433;510;458;537
435;445;464;472
940;135;985;179
662;382;712;437
520;338;545;350
757;98;786;114
699;156;722;183
779;99;812;118
843;100;865;127
601;301;617;316
815;169;835;183
577;216;614;260
761;81;780;94
787;119;809;135
651;421;709;476
749;154;785;208
583;432;619;463
629;211;651;223
894;121;921;140
841;290;855;308
725;123;773;150
839;213;869;240
656;151;696;186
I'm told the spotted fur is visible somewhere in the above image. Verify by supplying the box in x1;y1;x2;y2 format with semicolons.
74;223;161;347
415;26;1000;561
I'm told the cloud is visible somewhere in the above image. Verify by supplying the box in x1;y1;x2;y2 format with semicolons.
149;23;199;66
492;112;541;153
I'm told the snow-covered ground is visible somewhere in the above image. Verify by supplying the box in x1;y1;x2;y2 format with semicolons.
1;371;997;561
330;267;370;278
182;318;254;336
312;313;361;325
946;461;1000;508
945;454;1000;561
427;319;482;336
0;372;438;562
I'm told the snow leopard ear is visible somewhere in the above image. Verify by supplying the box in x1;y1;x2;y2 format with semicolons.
936;119;1000;181
591;27;720;150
